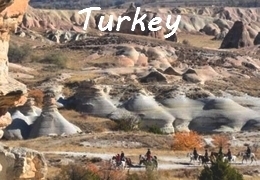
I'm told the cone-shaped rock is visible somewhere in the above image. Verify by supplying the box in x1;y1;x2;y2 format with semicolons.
29;90;81;138
189;98;260;133
220;21;253;49
74;84;117;117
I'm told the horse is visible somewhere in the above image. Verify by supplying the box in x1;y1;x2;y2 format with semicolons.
187;152;201;164
198;155;210;165
237;152;257;164
139;154;158;170
110;156;127;170
223;155;237;163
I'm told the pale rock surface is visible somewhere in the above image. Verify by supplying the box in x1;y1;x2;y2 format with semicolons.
123;90;175;133
74;85;117;117
0;143;47;180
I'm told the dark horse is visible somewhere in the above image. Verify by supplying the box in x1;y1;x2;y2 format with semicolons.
139;155;158;170
198;155;210;165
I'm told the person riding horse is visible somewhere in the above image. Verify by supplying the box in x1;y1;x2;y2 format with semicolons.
193;147;198;160
226;148;232;161
120;151;125;161
146;148;152;161
204;149;209;161
246;146;251;158
116;154;121;165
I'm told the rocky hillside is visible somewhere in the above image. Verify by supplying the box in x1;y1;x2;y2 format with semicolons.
16;5;260;46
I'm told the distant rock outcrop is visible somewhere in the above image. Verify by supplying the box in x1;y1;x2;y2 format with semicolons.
220;21;253;49
29;90;81;138
254;32;260;45
0;143;47;180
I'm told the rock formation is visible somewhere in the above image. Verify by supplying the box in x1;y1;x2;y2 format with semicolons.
74;84;117;117
0;143;47;180
220;21;253;49
0;0;29;132
29;90;81;138
4;98;41;140
254;32;260;45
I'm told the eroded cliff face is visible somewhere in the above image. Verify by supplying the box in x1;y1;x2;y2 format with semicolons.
0;0;29;130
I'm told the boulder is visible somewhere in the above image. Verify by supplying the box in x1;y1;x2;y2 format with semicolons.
0;143;47;180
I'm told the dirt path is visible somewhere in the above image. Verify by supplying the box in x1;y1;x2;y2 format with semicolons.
43;151;259;170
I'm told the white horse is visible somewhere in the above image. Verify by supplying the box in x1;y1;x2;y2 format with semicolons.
187;152;201;164
109;156;127;170
223;155;237;163
237;152;257;164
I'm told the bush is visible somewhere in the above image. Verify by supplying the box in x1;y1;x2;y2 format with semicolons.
172;131;203;151
115;114;140;132
148;125;164;134
8;43;31;63
182;39;191;46
126;170;159;180
28;89;44;107
53;163;101;180
40;52;68;68
198;155;244;180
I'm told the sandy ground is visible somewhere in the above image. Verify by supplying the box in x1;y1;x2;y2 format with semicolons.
43;150;259;171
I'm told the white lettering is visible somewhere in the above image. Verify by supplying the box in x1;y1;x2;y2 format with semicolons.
79;7;181;36
164;15;181;38
116;16;131;31
98;15;114;31
148;17;162;32
78;7;101;31
131;7;147;31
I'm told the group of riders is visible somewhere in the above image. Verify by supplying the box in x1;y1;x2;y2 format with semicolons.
192;146;251;162
113;148;153;166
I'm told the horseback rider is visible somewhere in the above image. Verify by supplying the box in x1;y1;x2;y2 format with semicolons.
218;146;223;157
226;148;232;161
246;146;251;158
146;148;152;161
116;154;121;165
193;147;198;160
204;149;209;161
120;151;125;161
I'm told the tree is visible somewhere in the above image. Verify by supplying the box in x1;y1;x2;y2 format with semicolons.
198;155;244;180
172;131;203;151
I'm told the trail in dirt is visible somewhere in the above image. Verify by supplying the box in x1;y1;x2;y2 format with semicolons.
43;151;259;170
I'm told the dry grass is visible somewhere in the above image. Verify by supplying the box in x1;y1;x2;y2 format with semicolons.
178;32;222;49
64;73;100;83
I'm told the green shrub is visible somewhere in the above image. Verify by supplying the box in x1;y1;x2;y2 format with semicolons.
40;52;68;68
115;114;140;132
8;43;31;63
147;125;164;135
198;155;244;180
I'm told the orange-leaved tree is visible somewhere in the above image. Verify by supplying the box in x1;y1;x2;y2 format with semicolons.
212;134;230;148
172;131;203;151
